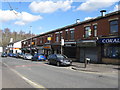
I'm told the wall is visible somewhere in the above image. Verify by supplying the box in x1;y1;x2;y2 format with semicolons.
13;41;22;53
0;47;3;53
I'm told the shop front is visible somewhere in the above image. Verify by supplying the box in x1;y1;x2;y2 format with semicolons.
51;44;61;54
99;37;120;64
77;40;101;63
43;45;52;58
63;41;77;58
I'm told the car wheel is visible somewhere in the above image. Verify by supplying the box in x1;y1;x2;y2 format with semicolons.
57;62;60;66
48;61;51;65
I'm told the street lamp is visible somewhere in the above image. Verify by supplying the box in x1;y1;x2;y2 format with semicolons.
30;26;32;54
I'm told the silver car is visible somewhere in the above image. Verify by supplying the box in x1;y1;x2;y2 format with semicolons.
23;53;33;60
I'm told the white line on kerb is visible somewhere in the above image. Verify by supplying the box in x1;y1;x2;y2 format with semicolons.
3;63;47;89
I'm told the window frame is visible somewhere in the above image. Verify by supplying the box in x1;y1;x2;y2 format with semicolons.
84;26;91;38
70;28;75;40
93;25;97;37
109;20;118;34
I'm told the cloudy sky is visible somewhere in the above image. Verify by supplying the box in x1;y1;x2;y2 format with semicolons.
0;0;120;35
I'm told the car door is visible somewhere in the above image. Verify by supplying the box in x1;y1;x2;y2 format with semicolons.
52;55;57;64
33;54;37;60
49;55;53;64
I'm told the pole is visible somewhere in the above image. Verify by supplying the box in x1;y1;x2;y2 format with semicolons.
61;39;64;55
30;26;32;55
61;45;62;55
84;47;87;68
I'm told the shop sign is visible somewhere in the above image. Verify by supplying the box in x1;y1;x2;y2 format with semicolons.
65;44;72;47
43;46;51;49
99;38;120;43
77;40;96;47
61;39;64;46
31;42;35;45
47;37;52;41
13;48;20;50
78;42;96;47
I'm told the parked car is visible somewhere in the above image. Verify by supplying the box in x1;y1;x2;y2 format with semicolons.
23;53;33;60
18;53;25;58
8;53;14;57
31;53;46;61
12;53;17;57
48;54;72;66
1;52;7;57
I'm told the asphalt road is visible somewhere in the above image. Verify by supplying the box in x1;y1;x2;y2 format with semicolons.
1;57;119;89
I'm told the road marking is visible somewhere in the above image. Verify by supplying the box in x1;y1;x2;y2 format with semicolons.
3;63;47;89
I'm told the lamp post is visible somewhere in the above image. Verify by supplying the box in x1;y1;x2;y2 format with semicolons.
30;26;32;54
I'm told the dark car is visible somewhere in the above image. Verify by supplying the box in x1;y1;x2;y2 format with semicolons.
48;54;72;66
8;53;14;57
31;53;46;61
1;52;7;57
12;53;17;57
18;53;25;58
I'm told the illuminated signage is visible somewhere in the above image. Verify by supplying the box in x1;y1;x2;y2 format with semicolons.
47;37;52;41
43;46;51;49
99;38;120;43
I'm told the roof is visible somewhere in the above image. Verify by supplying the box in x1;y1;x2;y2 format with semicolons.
22;10;120;41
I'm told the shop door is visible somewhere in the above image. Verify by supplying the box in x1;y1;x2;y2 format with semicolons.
79;48;85;62
80;47;98;63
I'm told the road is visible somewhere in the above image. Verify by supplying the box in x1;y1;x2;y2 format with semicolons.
1;57;119;89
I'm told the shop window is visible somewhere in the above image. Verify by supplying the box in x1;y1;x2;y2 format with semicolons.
93;25;97;37
84;26;91;38
70;28;75;40
104;45;120;58
110;20;118;34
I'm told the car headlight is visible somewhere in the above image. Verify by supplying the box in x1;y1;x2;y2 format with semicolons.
60;60;63;62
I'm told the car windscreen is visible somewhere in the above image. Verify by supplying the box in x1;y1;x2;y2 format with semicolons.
57;55;67;59
26;54;32;56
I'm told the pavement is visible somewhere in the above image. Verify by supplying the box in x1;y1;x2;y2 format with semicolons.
71;61;119;74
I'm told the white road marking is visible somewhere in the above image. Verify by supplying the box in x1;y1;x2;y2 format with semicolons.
3;63;47;89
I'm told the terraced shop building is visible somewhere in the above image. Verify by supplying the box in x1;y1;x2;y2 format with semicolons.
22;10;120;64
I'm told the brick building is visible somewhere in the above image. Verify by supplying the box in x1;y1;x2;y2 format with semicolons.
22;10;120;64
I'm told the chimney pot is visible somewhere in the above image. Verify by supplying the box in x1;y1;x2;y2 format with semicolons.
76;19;80;23
100;10;106;16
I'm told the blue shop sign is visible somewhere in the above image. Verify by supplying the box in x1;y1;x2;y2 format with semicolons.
99;38;120;43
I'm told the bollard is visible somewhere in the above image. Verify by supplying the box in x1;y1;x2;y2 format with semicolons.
84;57;90;68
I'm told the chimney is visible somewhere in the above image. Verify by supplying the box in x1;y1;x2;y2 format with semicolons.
10;38;13;43
76;19;80;23
100;10;106;16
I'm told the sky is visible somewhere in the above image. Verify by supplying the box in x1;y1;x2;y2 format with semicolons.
0;0;120;35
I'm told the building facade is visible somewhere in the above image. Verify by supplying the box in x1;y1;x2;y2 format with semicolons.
22;10;120;64
6;40;22;54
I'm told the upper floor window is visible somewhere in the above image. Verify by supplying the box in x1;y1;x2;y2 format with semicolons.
40;37;43;44
70;28;75;40
59;31;63;41
84;26;91;38
110;20;118;34
65;29;68;40
55;33;59;42
93;25;97;37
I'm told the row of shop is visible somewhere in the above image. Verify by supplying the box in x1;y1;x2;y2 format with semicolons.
22;37;120;64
